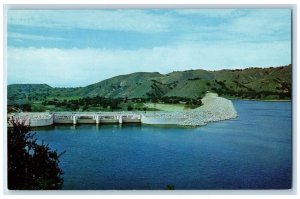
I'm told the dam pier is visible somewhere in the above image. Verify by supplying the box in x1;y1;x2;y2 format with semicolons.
57;112;142;125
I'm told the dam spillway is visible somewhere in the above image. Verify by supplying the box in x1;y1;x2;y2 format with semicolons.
7;112;143;127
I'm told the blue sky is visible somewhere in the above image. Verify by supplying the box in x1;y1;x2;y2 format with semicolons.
7;9;291;87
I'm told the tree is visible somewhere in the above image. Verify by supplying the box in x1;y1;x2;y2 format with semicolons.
127;105;133;111
82;105;89;111
110;101;120;111
165;184;175;190
7;118;65;190
22;103;32;112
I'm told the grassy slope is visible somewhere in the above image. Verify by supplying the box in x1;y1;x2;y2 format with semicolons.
8;64;292;105
144;103;188;111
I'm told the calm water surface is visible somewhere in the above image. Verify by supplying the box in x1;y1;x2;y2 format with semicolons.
35;100;292;190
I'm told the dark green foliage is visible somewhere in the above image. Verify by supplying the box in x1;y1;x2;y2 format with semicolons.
9;103;32;112
165;184;175;190
127;105;133;111
188;77;200;80
160;96;202;105
185;98;203;106
151;97;159;103
41;96;123;111
8;119;64;190
110;101;121;111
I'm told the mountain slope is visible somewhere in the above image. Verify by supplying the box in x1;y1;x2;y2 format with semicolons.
8;64;292;104
79;72;164;98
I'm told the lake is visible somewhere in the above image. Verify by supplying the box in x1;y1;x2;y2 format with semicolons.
34;100;292;190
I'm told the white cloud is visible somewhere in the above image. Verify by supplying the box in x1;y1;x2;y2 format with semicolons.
8;42;291;87
227;9;291;36
7;9;291;48
175;9;291;44
8;10;172;33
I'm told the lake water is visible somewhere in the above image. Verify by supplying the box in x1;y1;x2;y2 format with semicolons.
34;100;292;190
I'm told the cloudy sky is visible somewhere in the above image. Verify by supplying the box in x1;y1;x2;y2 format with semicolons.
7;9;291;87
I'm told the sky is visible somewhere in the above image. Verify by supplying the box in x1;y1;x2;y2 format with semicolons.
7;9;292;87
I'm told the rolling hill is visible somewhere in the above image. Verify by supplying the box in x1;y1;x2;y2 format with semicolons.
8;64;292;105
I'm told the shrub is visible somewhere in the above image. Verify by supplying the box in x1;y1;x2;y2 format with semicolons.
8;119;65;190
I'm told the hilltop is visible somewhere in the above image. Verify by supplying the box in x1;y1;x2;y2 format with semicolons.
9;64;291;100
8;64;291;112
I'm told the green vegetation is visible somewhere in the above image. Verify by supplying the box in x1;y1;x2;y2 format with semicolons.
144;103;186;111
8;95;201;112
8;119;64;190
165;184;175;190
8;64;291;112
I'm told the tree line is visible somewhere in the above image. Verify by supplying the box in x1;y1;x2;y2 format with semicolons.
40;95;203;111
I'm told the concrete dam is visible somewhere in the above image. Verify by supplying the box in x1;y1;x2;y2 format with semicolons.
8;112;143;127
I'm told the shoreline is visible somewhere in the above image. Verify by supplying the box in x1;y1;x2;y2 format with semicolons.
230;98;291;102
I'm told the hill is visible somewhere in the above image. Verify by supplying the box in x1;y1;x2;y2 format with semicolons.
8;64;292;107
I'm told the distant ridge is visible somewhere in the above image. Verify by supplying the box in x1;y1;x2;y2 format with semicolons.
8;64;292;104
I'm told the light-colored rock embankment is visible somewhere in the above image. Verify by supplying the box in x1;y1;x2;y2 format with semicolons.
179;93;237;126
142;93;238;126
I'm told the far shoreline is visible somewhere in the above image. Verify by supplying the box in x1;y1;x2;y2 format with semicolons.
229;98;291;102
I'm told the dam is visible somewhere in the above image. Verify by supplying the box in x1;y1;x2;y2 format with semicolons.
8;93;238;127
7;112;142;127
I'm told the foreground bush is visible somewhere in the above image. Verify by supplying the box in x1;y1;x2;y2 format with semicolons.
8;119;65;190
